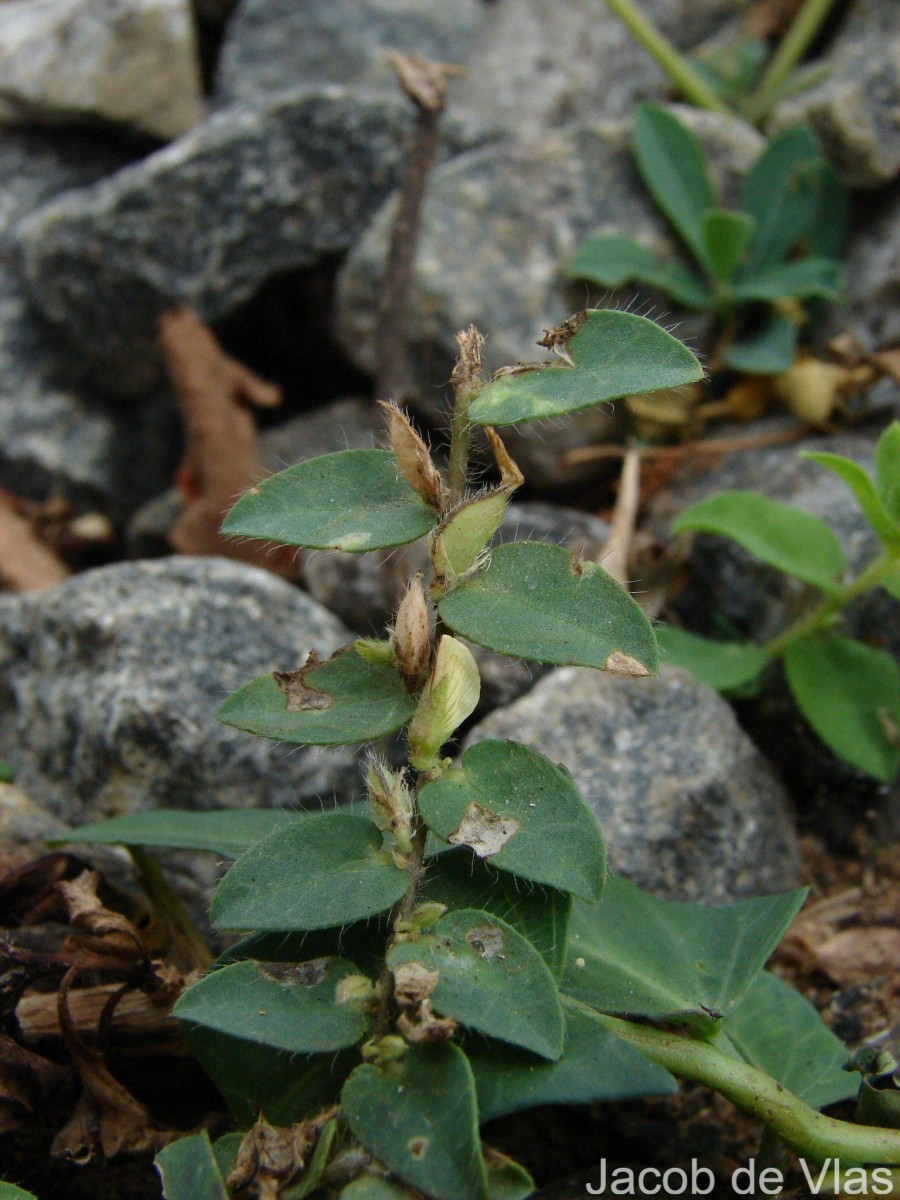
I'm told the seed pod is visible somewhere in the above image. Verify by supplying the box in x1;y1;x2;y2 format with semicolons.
379;400;446;509
390;574;433;690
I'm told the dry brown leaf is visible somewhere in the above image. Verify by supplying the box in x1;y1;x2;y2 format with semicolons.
0;492;69;592
159;307;298;576
814;928;900;987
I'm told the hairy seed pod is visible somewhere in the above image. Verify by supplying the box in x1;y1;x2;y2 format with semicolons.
379;400;446;509
390;573;433;690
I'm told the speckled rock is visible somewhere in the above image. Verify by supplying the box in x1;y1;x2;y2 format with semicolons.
335;108;764;489
0;0;204;141
648;419;900;840
466;665;801;902
214;0;485;106
456;0;748;137
827;183;900;351
770;0;900;189
0;558;358;826
0;129;176;515
15;87;484;396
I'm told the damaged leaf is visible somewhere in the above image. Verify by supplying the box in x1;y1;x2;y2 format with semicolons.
341;1042;487;1200
173;957;370;1055
218;644;417;746
437;541;658;674
387;908;565;1060
419;740;605;902
467;310;702;427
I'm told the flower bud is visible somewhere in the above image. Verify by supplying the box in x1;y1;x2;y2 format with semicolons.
429;490;507;580
366;756;414;855
408;635;481;770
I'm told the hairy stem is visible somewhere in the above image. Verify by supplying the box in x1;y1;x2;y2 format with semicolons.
375;54;453;402
747;0;839;123
592;1011;900;1182
130;847;213;972
762;549;900;661
447;325;486;503
601;0;730;113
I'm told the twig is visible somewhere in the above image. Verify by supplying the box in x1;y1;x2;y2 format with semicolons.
374;53;460;402
562;425;809;468
16;984;185;1050
600;446;642;586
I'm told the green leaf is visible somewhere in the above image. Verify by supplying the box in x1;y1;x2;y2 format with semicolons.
802;449;900;548
730;257;843;302
211;812;408;932
419;740;605;902
422;850;571;980
0;760;14;783
341;1178;410;1200
218;645;418;746
342;1043;488;1200
723;312;797;375
387;909;565;1060
155;1132;229;1200
469;999;676;1121
467;310;704;427
484;1152;535;1200
222;449;437;552
290;1118;338;1199
58;809;303;857
784;634;900;781
568;235;714;309
561;876;807;1035
632;103;717;269
438;541;658;674
212;1133;243;1179
741;126;823;268
656;625;768;692
701;208;755;281
672;490;846;591
884;565;900;601
187;1026;355;1126
875;421;900;523
0;1187;39;1200
174;957;370;1054
723;971;857;1109
806;160;850;260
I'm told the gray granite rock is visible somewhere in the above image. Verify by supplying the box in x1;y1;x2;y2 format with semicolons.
0;558;358;827
15;87;484;396
456;0;748;138
827;183;900;351
770;0;900;189
0;129;176;516
335;108;763;489
465;664;800;902
0;0;204;142
214;0;485;106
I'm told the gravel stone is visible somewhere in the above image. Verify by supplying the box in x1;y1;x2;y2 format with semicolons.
466;665;801;903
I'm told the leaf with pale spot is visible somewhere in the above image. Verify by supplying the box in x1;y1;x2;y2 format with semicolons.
222;449;437;551
419;740;605;901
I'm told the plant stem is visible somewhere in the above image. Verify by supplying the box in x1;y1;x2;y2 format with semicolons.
593;1011;900;1182
747;0;838;123
447;325;486;503
601;0;730;114
374;53;453;403
762;549;900;661
129;847;213;972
